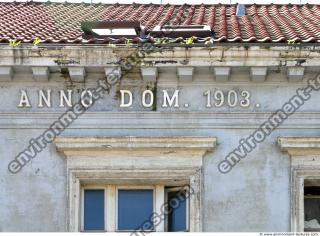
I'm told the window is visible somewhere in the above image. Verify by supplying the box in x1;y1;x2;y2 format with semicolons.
117;189;154;231
304;182;320;231
91;28;137;37
83;189;105;231
81;20;141;39
81;185;189;232
166;187;188;232
54;136;215;231
151;25;213;38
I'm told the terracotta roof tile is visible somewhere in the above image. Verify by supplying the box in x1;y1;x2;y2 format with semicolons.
207;6;215;30
195;4;205;25
0;2;319;44
159;5;175;27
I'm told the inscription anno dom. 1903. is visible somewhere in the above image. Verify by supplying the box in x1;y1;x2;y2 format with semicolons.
17;89;252;108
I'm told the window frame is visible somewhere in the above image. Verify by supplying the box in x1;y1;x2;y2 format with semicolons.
278;137;320;231
79;183;190;232
291;169;320;231
304;193;320;232
165;186;190;232
68;169;201;232
54;136;215;232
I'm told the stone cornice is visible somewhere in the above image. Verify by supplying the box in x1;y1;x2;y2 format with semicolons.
278;137;320;156
0;46;319;83
0;46;319;68
55;136;216;157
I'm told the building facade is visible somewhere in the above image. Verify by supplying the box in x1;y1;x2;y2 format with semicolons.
1;2;320;232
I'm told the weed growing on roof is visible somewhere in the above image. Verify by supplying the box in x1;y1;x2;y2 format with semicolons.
9;39;21;47
33;37;42;46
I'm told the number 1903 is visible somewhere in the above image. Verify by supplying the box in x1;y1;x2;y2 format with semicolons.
204;90;251;108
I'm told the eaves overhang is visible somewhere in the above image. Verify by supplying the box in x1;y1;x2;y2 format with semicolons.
0;46;319;83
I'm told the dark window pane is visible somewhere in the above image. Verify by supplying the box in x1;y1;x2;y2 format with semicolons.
84;190;105;231
305;186;320;195
304;186;320;231
118;190;154;231
168;190;187;232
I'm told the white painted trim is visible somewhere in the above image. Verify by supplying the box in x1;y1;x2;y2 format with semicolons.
106;185;116;232
155;185;165;232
